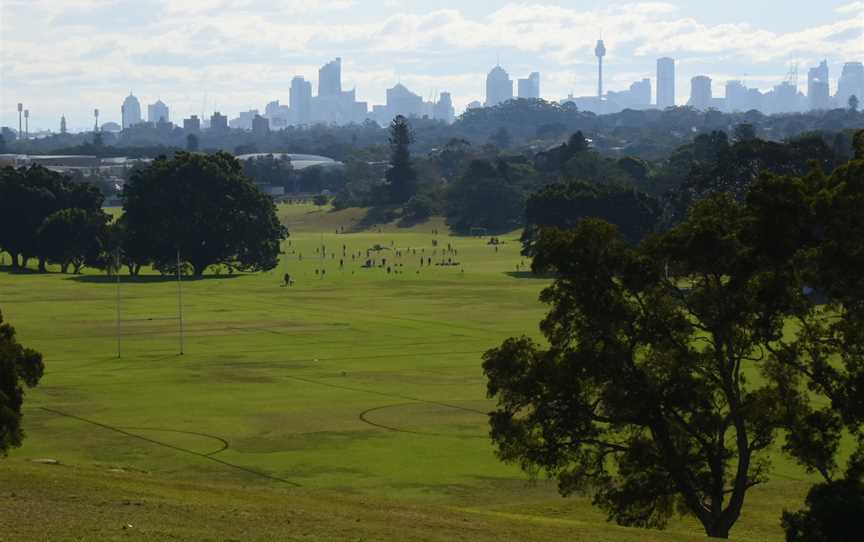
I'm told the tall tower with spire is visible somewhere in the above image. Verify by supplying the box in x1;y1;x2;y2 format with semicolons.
595;39;607;101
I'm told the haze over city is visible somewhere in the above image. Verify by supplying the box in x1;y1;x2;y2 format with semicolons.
2;0;864;131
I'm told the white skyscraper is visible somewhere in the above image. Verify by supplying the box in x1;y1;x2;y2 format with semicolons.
121;93;142;129
657;58;676;108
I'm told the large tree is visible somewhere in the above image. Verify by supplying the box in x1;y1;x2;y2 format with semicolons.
0;309;44;455
37;208;109;274
482;159;864;538
386;116;418;204
0;165;104;271
122;152;287;276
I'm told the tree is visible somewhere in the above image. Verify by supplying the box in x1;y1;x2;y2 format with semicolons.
186;133;199;152
489;127;513;150
445;158;536;232
0;309;44;455
37;208;109;273
122;152;287;276
386;116;418;204
0;165;103;271
483;187;831;538
849;94;859;112
521;181;659;253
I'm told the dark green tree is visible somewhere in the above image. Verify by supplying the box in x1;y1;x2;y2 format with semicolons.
445;158;537;232
849;95;859;112
0;309;44;455
122;152;287;276
386;115;418;204
483;183;839;538
37;208;109;273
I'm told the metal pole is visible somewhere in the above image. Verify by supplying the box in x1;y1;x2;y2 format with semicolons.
115;250;121;358
177;249;184;355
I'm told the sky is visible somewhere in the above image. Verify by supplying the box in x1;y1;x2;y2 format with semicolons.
1;0;863;132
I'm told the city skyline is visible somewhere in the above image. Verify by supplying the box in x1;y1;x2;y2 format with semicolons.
2;0;864;131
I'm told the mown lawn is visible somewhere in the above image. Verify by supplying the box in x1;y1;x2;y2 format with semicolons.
0;204;816;540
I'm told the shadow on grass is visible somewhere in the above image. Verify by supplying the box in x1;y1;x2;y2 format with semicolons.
0;265;44;276
504;271;555;280
348;206;401;233
66;274;244;284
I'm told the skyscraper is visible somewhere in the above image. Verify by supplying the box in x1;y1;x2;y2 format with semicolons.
318;58;342;97
485;65;513;106
433;92;455;123
808;60;830;110
595;39;607;100
290;76;313;124
657;58;675;108
183;115;201;133
837;62;864;107
121;93;142;129
209;111;228;133
147;100;169;124
517;72;540;99
689;76;713;110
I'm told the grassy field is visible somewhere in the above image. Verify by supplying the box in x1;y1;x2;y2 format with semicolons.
0;204;815;540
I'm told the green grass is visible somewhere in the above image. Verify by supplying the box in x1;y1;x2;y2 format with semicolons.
0;203;815;540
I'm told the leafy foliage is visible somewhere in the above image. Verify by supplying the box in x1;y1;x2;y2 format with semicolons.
0;309;44;455
122;152;287;275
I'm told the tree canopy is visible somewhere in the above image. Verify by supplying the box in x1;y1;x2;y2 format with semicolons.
121;151;287;276
483;136;864;538
0;309;44;456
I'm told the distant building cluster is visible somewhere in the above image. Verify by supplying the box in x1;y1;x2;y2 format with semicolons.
6;46;864;139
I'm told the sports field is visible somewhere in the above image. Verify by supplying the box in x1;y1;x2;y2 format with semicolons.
0;204;815;540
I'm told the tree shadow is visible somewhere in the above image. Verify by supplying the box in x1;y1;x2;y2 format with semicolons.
65;274;244;284
504;271;554;280
0;265;43;276
396;214;430;228
348;206;401;233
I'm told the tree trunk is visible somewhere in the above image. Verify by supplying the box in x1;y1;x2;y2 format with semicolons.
38;257;47;273
60;262;69;274
9;252;19;268
193;262;207;277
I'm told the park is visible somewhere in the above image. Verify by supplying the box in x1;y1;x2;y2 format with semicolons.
0;203;825;541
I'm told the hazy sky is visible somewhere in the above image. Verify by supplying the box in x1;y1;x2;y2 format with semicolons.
2;0;863;131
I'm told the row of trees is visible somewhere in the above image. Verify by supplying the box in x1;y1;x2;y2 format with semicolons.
0;153;287;276
0;166;109;273
483;132;864;539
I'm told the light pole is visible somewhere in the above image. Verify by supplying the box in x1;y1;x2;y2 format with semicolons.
94;108;100;132
177;249;184;356
17;103;22;140
23;109;29;139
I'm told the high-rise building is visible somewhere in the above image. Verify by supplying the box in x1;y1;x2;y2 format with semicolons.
183;115;201;133
121;93;142;129
433;92;455;123
147;100;170;124
252;114;270;137
60;115;67;134
386;83;423;117
209;111;228;132
485;65;513;106
837;62;864;107
689;76;713;110
657;58;675;108
290;76;313;124
517;72;540;99
808;60;830;110
319;58;342;97
595;39;607;100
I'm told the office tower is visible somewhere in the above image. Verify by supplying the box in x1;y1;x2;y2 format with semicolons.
630;79;651;106
252;114;269;136
657;58;675;108
290;76;313;124
837;62;864;106
433;92;455;123
209;111;228;132
319;58;342;97
183;115;201;133
689;76;713;110
147;100;170;124
121;93;142;129
808;60;830;110
595;39;606;99
517;72;540;99
485;65;513;106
